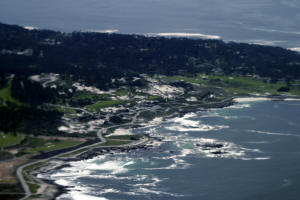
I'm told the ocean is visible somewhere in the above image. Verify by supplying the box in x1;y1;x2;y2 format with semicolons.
0;0;300;50
40;100;300;200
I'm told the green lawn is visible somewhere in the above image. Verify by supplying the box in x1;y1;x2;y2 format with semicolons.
114;89;129;96
0;133;25;148
0;81;23;106
0;135;84;160
27;182;39;193
25;139;82;153
86;100;125;112
147;95;162;101
56;107;77;114
161;74;300;96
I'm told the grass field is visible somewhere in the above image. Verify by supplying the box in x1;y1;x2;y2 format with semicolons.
56;107;77;114
27;182;39;193
0;133;25;148
114;89;129;96
0;81;23;106
24;138;82;153
147;95;162;101
86;100;125;112
0;135;84;160
160;74;300;96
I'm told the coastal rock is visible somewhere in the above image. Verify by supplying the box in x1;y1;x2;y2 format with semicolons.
203;143;224;148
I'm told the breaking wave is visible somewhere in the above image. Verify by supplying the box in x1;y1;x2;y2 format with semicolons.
247;130;300;138
147;32;221;39
165;113;229;132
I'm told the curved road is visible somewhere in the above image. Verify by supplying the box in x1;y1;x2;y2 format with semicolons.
17;127;108;200
17;111;148;200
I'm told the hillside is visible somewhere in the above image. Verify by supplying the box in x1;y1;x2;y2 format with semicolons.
1;22;300;135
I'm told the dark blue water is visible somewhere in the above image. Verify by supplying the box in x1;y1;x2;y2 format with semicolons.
0;0;300;49
41;100;300;200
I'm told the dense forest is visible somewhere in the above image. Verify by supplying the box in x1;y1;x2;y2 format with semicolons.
1;22;300;90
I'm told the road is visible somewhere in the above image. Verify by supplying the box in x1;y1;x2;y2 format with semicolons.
17;109;147;200
17;137;106;200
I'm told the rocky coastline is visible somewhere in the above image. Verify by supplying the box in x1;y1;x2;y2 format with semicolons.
26;96;300;200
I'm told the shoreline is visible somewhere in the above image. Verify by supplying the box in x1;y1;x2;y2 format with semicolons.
31;135;154;200
19;95;300;200
234;96;300;103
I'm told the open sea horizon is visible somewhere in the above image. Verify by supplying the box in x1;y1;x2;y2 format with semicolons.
0;0;300;50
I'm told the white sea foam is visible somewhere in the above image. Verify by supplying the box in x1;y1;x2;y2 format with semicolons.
51;168;91;178
252;27;300;35
85;160;134;174
199;110;239;120
148;32;221;39
135;187;185;197
247;39;285;46
283;98;300;101
288;47;300;52
228;103;251;109
165;124;229;132
166;113;229;132
132;177;166;187
247;130;300;138
97;188;121;194
97;188;137;196
241;156;271;161
248;141;271;144
24;26;38;30
70;192;108;200
182;112;197;118
55;179;70;186
149;131;263;171
87;29;119;33
173;117;199;127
